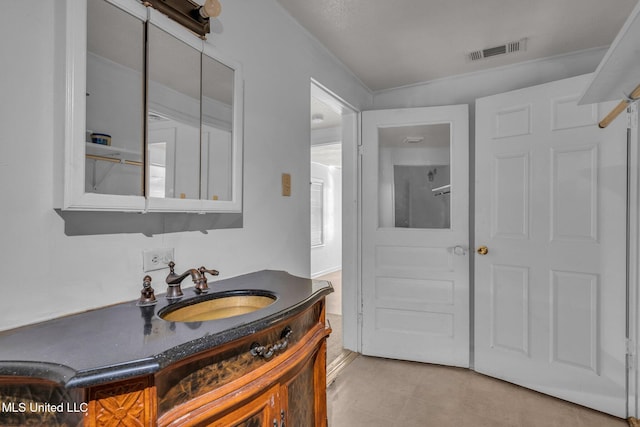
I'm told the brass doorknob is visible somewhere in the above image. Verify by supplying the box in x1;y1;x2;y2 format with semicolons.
477;246;489;255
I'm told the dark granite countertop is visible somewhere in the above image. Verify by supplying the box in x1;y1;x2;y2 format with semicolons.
0;270;332;389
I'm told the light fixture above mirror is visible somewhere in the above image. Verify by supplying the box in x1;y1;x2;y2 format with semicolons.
144;0;222;38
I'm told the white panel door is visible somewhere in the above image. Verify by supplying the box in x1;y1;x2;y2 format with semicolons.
475;74;628;416
362;105;469;366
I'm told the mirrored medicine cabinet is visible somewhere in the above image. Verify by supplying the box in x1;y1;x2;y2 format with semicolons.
61;0;243;213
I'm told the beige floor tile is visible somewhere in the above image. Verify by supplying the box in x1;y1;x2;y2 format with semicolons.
327;356;629;427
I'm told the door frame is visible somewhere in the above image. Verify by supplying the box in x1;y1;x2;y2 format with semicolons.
352;96;640;418
627;103;639;418
309;79;361;354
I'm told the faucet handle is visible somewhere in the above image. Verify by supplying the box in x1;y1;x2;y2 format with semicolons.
193;266;219;294
198;266;219;277
137;275;157;306
168;261;176;274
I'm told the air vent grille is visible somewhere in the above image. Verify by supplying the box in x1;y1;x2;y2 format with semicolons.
468;38;527;62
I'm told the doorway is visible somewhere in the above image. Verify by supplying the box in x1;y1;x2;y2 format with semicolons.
310;81;358;370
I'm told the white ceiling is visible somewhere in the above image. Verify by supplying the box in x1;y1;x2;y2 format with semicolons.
310;97;342;130
311;143;342;168
278;0;638;92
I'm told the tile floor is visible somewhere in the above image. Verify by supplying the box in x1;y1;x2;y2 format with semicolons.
326;313;343;364
317;270;342;317
327;355;628;427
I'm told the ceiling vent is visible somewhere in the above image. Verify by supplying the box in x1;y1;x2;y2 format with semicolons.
468;38;527;62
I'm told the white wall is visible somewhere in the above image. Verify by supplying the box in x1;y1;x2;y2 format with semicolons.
310;162;342;277
372;48;606;110
0;0;371;331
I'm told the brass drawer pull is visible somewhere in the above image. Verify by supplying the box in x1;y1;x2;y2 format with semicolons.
250;326;293;359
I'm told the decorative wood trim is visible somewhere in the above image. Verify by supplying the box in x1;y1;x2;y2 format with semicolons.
208;384;279;427
314;339;329;427
87;376;156;427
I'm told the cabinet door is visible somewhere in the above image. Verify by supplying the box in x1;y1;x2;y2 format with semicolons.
208;385;279;427
281;342;327;427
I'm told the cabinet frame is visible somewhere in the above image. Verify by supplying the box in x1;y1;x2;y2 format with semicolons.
60;0;244;213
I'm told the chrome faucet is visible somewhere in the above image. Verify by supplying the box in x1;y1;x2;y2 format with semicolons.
165;261;219;297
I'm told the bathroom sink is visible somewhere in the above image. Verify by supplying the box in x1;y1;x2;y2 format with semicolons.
159;291;276;322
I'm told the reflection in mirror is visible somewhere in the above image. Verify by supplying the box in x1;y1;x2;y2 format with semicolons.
148;141;168;198
148;24;201;200
378;123;451;229
201;54;235;201
86;0;144;196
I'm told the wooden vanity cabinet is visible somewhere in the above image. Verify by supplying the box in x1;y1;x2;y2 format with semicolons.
206;345;326;427
208;384;279;427
155;299;330;427
0;272;332;427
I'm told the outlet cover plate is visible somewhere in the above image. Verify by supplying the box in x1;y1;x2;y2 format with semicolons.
143;248;174;272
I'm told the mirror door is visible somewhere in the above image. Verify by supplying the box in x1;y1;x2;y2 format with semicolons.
62;0;243;213
147;22;202;203
86;0;145;197
201;53;235;203
145;9;243;212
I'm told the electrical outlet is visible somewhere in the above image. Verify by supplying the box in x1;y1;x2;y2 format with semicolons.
143;248;174;272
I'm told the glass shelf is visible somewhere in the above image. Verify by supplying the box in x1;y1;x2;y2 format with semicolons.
85;142;142;166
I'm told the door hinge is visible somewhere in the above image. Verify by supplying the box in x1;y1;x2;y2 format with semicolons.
357;145;364;156
627;339;635;370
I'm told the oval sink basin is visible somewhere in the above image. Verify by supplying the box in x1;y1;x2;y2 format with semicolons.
159;291;276;322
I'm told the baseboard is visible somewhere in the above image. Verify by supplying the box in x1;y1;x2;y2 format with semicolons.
327;351;358;386
311;266;342;278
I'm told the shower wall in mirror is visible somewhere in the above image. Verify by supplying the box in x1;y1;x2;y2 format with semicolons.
378;123;451;229
393;165;451;228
